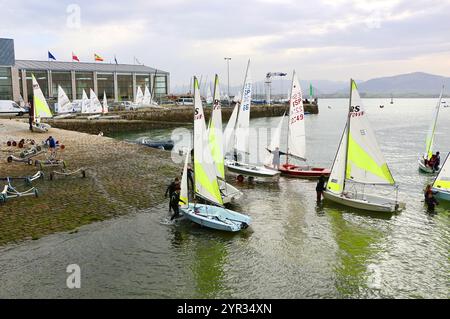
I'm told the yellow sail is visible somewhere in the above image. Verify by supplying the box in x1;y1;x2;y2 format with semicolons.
32;74;53;120
193;77;224;206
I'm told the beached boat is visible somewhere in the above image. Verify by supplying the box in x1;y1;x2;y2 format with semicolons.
102;91;109;114
223;60;280;181
179;138;251;232
266;70;330;178
323;79;405;213
431;152;450;201
54;86;74;118
31;74;52;133
81;89;90;114
418;86;444;174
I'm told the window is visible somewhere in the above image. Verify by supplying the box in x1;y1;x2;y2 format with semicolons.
154;75;167;96
75;72;93;99
0;67;13;100
97;73;114;100
117;74;133;101
52;71;72;98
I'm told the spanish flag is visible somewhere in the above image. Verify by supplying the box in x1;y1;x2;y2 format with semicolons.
94;53;104;62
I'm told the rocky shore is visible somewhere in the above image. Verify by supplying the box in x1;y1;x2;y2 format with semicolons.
0;119;180;246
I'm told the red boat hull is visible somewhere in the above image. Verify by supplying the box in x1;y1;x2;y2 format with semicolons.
279;164;331;178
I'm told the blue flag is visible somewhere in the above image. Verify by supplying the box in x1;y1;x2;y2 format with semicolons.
48;51;56;61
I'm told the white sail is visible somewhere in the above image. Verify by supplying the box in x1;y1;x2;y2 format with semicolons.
208;75;225;179
32;74;52;121
193;77;224;206
206;85;213;104
265;115;285;166
287;71;306;160
179;149;190;209
235;60;252;158
57;85;72;114
142;86;151;105
223;102;239;156
135;86;144;104
346;80;395;185
102;91;109;114
432;153;450;192
424;86;444;160
326;124;348;194
89;89;103;114
233;91;242;103
81;89;90;114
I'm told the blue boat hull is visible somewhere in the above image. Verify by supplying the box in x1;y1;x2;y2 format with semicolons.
433;189;450;202
180;204;251;232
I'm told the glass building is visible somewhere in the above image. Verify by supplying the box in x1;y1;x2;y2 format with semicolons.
1;37;170;104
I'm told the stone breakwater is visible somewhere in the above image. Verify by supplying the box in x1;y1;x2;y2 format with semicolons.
46;103;319;134
0;119;180;246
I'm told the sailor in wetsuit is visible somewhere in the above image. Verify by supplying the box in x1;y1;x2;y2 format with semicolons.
170;188;185;220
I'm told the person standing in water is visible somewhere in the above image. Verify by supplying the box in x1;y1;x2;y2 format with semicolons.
165;177;180;212
266;147;286;170
316;175;326;203
170;187;185;220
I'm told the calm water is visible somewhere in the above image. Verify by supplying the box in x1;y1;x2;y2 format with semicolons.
0;98;449;299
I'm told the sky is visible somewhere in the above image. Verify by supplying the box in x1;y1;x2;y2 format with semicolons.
1;0;450;90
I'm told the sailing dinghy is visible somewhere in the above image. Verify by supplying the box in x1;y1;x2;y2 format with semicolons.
53;86;75;119
31;74;52;133
193;76;242;205
179;131;251;232
87;89;103;119
431;152;450;201
207;74;243;204
223;60;280;181
418;86;444;173
266;70;330;178
323;80;405;212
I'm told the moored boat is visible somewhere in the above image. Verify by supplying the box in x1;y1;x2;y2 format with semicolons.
431;152;450;201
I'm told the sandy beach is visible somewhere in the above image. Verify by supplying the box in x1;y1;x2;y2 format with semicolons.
0;118;179;246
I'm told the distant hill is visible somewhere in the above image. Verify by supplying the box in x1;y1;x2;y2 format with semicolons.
172;72;449;98
332;72;450;98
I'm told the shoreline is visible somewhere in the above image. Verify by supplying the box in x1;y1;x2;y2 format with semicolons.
0;119;180;246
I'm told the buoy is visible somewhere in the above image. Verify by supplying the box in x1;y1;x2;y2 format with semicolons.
12;141;17;147
60;145;65;150
7;141;11;146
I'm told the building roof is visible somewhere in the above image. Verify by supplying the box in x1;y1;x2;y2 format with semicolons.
14;60;169;75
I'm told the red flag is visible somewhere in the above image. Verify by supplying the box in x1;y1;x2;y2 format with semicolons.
72;52;80;62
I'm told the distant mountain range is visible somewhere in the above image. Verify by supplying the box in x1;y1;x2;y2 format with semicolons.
172;72;449;98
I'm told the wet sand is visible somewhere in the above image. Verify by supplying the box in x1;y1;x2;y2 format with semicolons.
0;119;179;246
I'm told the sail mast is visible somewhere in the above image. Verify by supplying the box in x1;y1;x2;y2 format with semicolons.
342;79;354;192
285;70;295;165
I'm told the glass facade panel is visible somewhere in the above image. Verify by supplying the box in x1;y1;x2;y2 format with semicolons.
97;73;114;100
154;75;167;96
0;67;13;100
26;70;48;102
52;71;72;98
117;74;133;101
75;72;93;99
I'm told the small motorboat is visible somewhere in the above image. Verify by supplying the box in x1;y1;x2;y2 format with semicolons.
139;138;174;151
278;163;331;178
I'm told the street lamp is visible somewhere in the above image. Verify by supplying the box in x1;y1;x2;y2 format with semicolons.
224;57;231;106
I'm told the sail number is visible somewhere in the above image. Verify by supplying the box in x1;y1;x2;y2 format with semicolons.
194;108;203;120
213;99;221;110
350;105;364;117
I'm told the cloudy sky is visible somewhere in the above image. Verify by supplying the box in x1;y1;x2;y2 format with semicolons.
1;0;450;89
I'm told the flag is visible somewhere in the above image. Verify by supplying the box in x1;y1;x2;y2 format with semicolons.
72;52;80;62
95;53;104;62
114;55;118;65
48;51;56;61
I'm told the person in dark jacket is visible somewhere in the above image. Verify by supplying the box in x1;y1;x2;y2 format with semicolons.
46;136;57;159
433;152;441;172
316;175;326;202
165;177;180;212
28;103;33;131
425;191;439;211
170;188;185;220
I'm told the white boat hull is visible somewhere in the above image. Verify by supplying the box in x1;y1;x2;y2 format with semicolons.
323;190;405;212
218;179;243;204
225;160;280;180
31;123;51;133
418;157;437;174
180;203;251;232
432;188;450;202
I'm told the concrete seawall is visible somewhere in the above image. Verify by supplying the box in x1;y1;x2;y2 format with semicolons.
47;103;319;134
